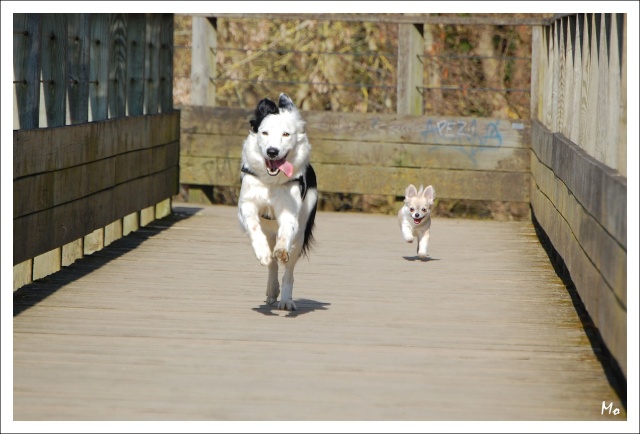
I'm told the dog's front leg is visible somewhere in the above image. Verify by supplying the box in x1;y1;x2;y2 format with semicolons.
239;203;272;266
272;203;299;263
401;221;415;243
417;229;430;258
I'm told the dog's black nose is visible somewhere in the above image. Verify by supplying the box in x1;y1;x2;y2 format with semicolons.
266;147;279;159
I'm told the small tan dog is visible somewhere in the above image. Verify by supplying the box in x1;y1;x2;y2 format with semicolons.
398;184;435;258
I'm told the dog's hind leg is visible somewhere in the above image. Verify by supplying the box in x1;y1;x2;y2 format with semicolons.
265;231;280;305
277;243;302;311
265;260;280;305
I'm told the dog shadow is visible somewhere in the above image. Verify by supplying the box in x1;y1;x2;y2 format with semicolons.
402;256;440;262
252;298;331;318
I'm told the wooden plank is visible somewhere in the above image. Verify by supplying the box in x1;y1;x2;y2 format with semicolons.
605;13;622;172
179;155;529;202
13;168;178;265
13;260;32;291
104;220;123;247
155;198;172;219
397;23;424;116
181;132;530;173
144;13;161;115
569;14;583;144
140;206;155;227
84;229;104;255
594;14;609;164
32;248;61;281
181;105;530;148
531;154;626;303
13;111;180;179
531;121;626;248
61;239;83;267
190;16;217;106
188;13;550;26
14;140;179;218
89;14;110;121
13;13;41;129
108;13;128;118
13;204;626;420
126;14;146;116
40;14;67;128
123;212;139;236
617;14;626;176
530;183;626;378
66;13;90;124
529;26;541;121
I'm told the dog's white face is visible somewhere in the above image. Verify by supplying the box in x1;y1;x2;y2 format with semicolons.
403;184;435;225
244;94;310;180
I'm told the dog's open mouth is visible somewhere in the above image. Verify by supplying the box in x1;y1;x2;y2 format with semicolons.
413;217;424;225
265;156;294;177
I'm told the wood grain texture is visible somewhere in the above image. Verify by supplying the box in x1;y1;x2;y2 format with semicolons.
12;204;626;421
13;13;42;129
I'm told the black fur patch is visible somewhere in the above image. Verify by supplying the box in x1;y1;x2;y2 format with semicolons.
301;164;318;258
249;98;279;133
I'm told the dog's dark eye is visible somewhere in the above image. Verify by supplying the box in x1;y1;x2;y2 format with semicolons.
282;132;290;137
262;131;268;136
422;208;427;212
410;207;415;212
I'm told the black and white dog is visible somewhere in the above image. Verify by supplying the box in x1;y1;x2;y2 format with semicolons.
238;93;318;311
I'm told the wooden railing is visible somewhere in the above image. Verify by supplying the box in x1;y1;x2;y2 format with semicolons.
530;13;627;379
13;13;180;289
179;14;540;218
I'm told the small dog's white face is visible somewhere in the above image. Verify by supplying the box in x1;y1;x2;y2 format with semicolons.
403;184;435;225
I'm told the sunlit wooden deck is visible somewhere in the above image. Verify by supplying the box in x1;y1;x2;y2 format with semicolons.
12;203;626;421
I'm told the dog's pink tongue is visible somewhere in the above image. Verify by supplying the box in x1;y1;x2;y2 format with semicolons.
278;160;294;177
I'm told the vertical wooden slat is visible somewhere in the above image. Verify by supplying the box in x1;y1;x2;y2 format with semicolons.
109;13;128;118
190;16;217;107
89;13;110;121
144;13;161;115
40;14;67;128
578;14;591;152
67;13;90;125
13;260;33;291
13;13;42;129
594;13;609;163
126;14;145;116
617;14;626;176
396;23;424;116
556;18;565;134
569;14;583;144
159;13;174;112
605;14;621;172
584;14;600;157
530;26;541;122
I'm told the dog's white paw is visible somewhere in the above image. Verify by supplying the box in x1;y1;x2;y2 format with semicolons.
418;251;429;259
273;248;289;263
252;244;272;266
404;235;414;243
277;299;297;311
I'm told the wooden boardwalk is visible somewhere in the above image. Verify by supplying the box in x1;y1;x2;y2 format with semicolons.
12;204;626;421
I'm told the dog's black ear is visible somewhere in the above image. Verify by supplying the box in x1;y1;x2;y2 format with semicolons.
278;93;296;111
250;98;279;132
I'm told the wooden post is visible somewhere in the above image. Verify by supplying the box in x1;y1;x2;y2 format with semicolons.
530;26;541;122
191;16;217;106
397;23;424;116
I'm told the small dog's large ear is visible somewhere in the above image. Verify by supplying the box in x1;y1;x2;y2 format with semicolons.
278;93;296;112
423;185;435;201
405;184;418;198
